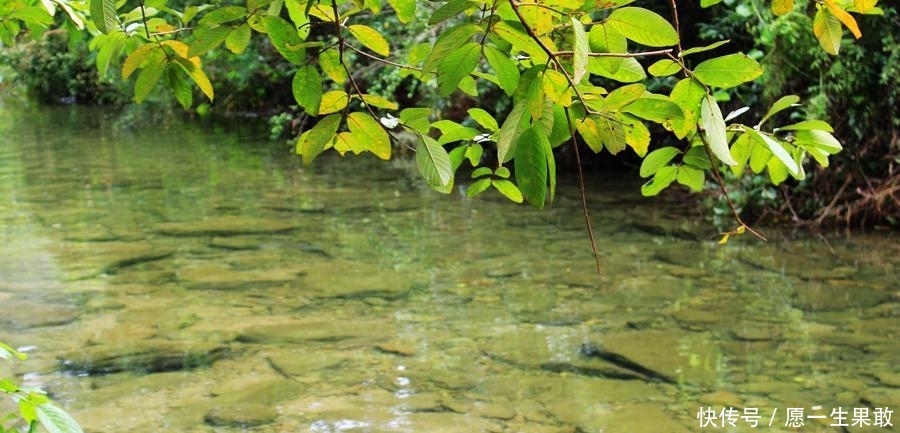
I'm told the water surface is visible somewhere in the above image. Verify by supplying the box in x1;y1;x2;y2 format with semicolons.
0;106;897;433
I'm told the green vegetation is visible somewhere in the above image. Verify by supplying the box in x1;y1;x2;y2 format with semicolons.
1;342;83;433
0;0;889;230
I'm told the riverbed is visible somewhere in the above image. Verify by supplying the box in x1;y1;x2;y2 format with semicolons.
0;106;896;433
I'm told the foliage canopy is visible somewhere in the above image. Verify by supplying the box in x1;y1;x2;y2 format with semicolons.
0;0;882;234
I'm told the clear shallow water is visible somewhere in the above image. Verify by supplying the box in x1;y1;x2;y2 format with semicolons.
0;106;897;433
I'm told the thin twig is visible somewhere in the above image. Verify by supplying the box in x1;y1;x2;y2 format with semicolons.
344;44;423;72
701;140;767;242
566;108;602;275
552;48;673;58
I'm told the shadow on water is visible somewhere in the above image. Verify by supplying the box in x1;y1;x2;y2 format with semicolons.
0;106;897;433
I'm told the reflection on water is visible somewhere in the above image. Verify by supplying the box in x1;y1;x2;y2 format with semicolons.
0;106;897;433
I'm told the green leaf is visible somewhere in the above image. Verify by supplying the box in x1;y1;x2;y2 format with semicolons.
743;126;798;176
431;120;480;144
729;132;754;175
640;146;680;177
189;25;232;57
225;24;252;54
166;67;193;109
319;90;349;114
438;42;481;96
669;78;706;138
693;53;763;89
699;94;736;165
605;7;678;47
260;15;305;64
292;65;322;115
749;138;772;173
319;48;347;83
588;24;627;73
759;94;800;127
679;39;730;57
777;119;834;133
423;23;483;75
623;95;685;129
134;59;166;103
468;108;499;132
387;0;416;23
647;59;681;77
347;112;391;160
90;0;118;34
497;67;541;163
36;402;84;433
297;113;341;163
0;341;25;360
463;143;482;166
767;156;789;185
416;134;453;188
514;127;550;208
794;129;842;153
641;165;678;196
347;24;390;56
571;16;589;84
484;45;519;96
492;20;548;64
467;178;492;197
676;165;704;191
684;145;712;169
199;6;248;26
429;0;475;25
492;179;524;203
587;57;646;83
597;83;645;112
284;0;311;39
399;107;432;133
19;398;37;423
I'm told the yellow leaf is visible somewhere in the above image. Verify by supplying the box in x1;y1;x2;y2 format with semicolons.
319;90;349;115
771;0;793;16
718;233;730;245
822;0;862;39
519;0;555;36
122;43;157;79
853;0;876;13
813;7;842;55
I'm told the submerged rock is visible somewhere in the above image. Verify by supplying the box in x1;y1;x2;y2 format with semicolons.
58;341;234;375
177;263;305;291
300;258;421;300
0;300;79;330
153;216;299;236
236;318;391;346
204;403;277;427
52;241;174;280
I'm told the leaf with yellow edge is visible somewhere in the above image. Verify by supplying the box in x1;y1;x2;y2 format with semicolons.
319;90;349;115
813;7;843;55
172;56;214;101
122;43;158;79
347;24;390;56
346;112;391;160
771;0;793;16
822;0;861;39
